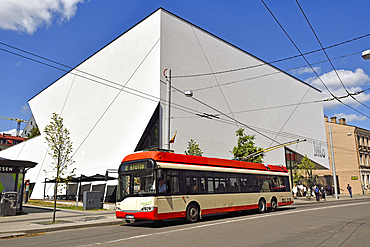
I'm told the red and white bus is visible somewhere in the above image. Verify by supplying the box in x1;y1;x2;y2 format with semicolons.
115;151;293;223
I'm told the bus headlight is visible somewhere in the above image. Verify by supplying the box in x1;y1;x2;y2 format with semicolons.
141;206;155;212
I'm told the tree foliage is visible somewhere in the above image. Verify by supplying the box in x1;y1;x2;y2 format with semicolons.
185;139;203;156
26;124;40;139
294;155;317;186
231;128;264;163
44;113;75;222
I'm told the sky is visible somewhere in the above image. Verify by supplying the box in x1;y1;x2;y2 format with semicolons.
1;0;370;136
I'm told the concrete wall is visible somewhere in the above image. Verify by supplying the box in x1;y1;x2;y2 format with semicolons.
159;10;329;168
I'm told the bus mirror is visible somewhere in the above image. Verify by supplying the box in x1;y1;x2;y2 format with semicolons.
105;171;108;181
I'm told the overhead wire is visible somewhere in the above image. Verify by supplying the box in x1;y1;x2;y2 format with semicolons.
191;26;240;128
0;37;358;148
0;40;341;147
169;33;370;79
261;0;370;121
296;0;370;111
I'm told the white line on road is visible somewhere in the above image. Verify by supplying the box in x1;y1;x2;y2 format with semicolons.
78;201;370;246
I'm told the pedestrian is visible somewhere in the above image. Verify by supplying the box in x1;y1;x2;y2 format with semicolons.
307;187;311;200
314;186;320;201
303;185;307;197
347;184;352;198
299;184;304;197
292;185;298;199
320;187;326;200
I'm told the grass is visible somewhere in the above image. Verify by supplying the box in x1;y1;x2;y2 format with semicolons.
27;200;106;211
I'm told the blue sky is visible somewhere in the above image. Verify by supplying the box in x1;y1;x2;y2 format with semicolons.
1;0;370;135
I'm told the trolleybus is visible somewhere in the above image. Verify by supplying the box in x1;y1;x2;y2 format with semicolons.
116;151;293;223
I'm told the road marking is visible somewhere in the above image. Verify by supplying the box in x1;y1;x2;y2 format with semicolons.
78;201;370;246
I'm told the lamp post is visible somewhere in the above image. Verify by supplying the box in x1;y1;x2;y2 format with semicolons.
164;69;171;150
163;69;193;150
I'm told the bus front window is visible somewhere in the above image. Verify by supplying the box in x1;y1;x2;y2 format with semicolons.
117;174;131;201
133;170;155;195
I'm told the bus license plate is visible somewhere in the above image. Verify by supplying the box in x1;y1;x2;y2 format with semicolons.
126;215;134;219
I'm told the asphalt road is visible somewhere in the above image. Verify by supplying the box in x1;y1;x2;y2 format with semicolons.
2;199;370;247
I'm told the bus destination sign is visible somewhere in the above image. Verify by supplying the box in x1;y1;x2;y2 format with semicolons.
121;160;153;172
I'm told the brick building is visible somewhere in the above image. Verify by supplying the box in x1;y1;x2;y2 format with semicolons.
316;116;370;195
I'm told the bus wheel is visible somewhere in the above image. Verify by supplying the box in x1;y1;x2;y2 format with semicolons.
258;199;266;213
270;199;278;212
186;203;199;223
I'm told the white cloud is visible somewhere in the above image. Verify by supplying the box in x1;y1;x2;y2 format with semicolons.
21;103;31;115
0;129;18;136
0;0;85;34
291;66;321;75
332;113;367;123
306;68;370;109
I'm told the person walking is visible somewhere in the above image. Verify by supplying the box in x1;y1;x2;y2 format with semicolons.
292;185;298;199
314;186;320;201
347;184;352;198
320;187;326;200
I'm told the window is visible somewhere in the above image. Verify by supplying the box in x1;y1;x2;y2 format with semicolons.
360;153;363;165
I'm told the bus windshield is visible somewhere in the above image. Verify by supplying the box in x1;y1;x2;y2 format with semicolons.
117;160;156;201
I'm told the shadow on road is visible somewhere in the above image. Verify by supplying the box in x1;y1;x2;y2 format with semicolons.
121;207;297;229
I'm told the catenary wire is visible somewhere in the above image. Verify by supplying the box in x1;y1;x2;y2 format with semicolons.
261;0;370;120
0;41;345;146
0;41;348;147
296;0;370;111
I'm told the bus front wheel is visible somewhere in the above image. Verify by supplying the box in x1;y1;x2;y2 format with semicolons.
186;203;199;223
258;199;266;213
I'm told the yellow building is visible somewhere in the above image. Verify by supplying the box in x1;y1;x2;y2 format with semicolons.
317;116;370;195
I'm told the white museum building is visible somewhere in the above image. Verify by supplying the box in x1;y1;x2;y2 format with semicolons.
0;8;329;199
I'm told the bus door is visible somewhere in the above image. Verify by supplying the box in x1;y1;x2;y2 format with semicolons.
157;170;184;214
226;174;239;210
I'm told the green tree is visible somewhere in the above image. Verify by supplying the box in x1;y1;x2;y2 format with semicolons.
44;113;75;222
26;124;40;139
185;139;203;156
231;128;264;163
297;155;317;186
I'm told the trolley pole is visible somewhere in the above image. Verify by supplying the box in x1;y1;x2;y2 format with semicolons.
164;69;171;150
329;125;338;199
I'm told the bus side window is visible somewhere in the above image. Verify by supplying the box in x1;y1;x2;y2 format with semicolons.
170;176;180;193
207;177;214;193
185;177;191;194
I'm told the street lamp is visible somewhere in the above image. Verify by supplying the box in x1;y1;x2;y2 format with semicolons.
362;49;370;60
164;69;193;150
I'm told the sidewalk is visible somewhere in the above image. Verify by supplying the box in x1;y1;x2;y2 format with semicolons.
293;193;370;205
0;204;123;239
2;195;370;239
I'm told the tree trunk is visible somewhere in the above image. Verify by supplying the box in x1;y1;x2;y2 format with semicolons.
53;179;57;222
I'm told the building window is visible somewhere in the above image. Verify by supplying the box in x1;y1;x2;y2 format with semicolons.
365;154;368;166
360;153;363;165
358;135;360;146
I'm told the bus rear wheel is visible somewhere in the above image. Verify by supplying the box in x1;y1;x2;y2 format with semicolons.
186;203;199;223
258;199;266;213
270;198;278;212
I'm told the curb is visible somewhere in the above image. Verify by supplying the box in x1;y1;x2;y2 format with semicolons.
0;220;124;239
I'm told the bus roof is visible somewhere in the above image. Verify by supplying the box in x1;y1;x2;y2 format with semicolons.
122;151;288;173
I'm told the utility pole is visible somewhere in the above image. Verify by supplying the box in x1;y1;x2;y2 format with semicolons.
164;69;171;150
329;125;339;199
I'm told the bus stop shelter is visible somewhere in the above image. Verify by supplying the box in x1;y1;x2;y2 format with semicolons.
43;173;117;202
0;157;37;213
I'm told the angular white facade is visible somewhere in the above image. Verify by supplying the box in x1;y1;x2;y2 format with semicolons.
0;9;329;199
